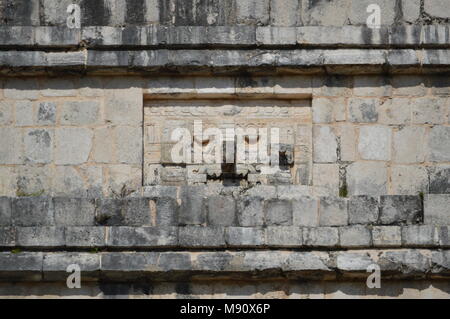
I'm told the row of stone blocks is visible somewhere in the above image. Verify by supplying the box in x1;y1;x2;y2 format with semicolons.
1;194;448;227
0;249;449;282
0;224;449;249
2;25;450;48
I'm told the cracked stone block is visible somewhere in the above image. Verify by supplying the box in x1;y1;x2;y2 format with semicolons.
348;196;379;225
379;196;423;225
319;197;348;226
264;200;292;226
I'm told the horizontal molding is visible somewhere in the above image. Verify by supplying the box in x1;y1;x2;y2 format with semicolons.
0;249;448;282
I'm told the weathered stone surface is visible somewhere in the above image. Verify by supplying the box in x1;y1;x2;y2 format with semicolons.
424;0;450;19
348;98;379;123
179;187;206;225
347;162;388;196
12;197;54;227
292;197;319;227
336;252;373;272
4;78;39;100
43;253;100;281
14;101;33;127
379;196;423;225
265;200;292;226
36;102;56;125
358;125;391;161
299;0;350;26
0;128;23;164
319;197;348;226
236;196;264;227
107;227;177;248
179;226;225;248
372;226;402;247
393;126;426;164
16;166;51;196
16;226;64;248
303;227;339;247
348;196;379;225
52;166;85;197
0;101;12;125
402;225;439;247
339;226;371;248
155;197;178;226
55;128;93;165
236;0;270;25
225;227;265;246
23;129;53;164
429;166;450;194
412;97;448;125
53;198;96;226
265;226;302;247
428;126;450;162
391;165;429;195
313;126;338;163
270;0;299;26
61;101;100;125
0;252;43;281
207;196;236;226
65;227;106;248
424;194;450;226
0;198;12;226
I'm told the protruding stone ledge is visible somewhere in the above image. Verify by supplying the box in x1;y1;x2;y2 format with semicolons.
2;26;450;49
0;225;448;250
0;249;448;282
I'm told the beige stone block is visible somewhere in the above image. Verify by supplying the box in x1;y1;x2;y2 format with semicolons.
92;127;115;164
4;78;39;100
412;97;448;124
313;164;339;196
353;75;391;97
115;126;142;165
379;98;411;125
392;126;426;164
41;78;77;97
107;164;141;196
392;75;427;97
337;123;357;162
0;128;23;164
0;166;16;197
55;128;93;165
0;101;13;125
391;165;429;195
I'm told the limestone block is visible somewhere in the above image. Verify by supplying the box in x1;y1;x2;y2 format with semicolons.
0;128;23;164
0;101;12;125
24;129;53;164
412;97;448;125
393;126;426;164
236;0;270;25
41;79;76;97
353;75;391;97
292;197;319;227
179;226;225;248
55;128;93;165
349;0;396;26
319;197;348;226
429;166;450;194
348;98;379;123
53;198;96;226
65;227;106;248
207;196;236;226
61;101;100;125
424;0;450;19
52;166;85;197
0;198;11;226
16;226;65;248
16;166;51;196
313;125;338;163
379;195;423;225
402;225;439;247
265;226;303;247
312;164;339;196
347;161;388;196
402;0;420;23
391;166;429;195
379;98;411;125
428;126;450;162
300;0;350;26
303;227;339;247
424;194;450;226
270;0;299;26
372;226;401;247
236;196;265;227
36;102;56;125
115;126;142;164
12;197;54;227
4;78;39;100
348;196;379;225
392;75;426;97
264;200;293;226
92;127;115;163
15;101;34;126
358;125;391;161
226;227;265;247
339;226;372;248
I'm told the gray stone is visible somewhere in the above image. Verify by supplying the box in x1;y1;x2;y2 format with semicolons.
65;227;106;248
402;0;420;23
270;0;299;26
52;166;85;197
122;198;152;226
236;196;264;227
303;227;339;247
348;196;379;225
0;101;13;125
313;126;338;163
347;162;388;196
300;0;350;26
115;126;142;164
0;128;23;164
319;197;348;226
178;187;206;225
107;227;177;248
236;0;270;25
391;165;429;195
94;198;124;226
196;252;233;271
53;198;96;226
4;78;39;100
158;253;192;271
429;166;450;194
24;129;53;164
178;226;226;248
285;252;331;272
0;227;15;247
372;226;402;247
36;102;56;125
207;196;236;226
424;0;450;19
428;126;450;162
43;253;100;281
0;198;12;226
16;226;65;248
336;252;374;272
60;101;100;125
265;226;302;247
292;197;319;227
379;196;423;225
412;97;447;125
358;125;391;161
55;128;93;165
101;252;159;273
437;226;450;247
16;166;51;196
348;98;379;123
15;101;33;126
40;79;76;97
393;126;426;164
339;226;372;248
12;197;54;227
402;225;439;247
155;197;178;226
225;227;265;246
265;200;292;226
0;252;43;281
424;194;450;226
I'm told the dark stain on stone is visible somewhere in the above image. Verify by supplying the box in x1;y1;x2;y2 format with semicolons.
175;282;191;295
3;0;34;25
81;0;110;26
126;0;146;25
429;168;450;194
99;283;131;296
